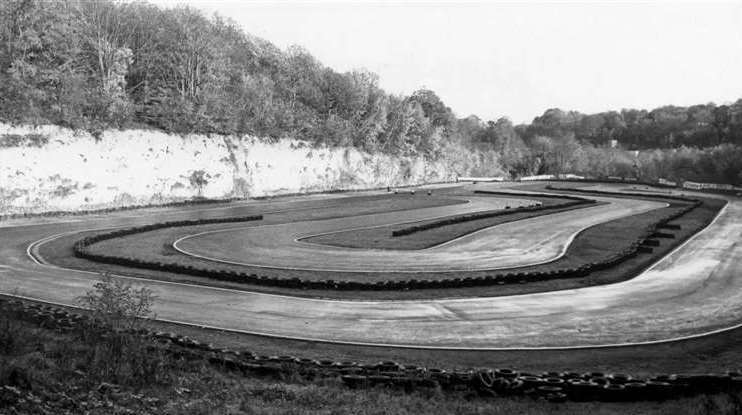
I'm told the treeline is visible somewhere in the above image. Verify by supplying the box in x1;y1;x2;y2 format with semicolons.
0;0;455;158
521;105;742;150
0;0;740;185
457;115;742;184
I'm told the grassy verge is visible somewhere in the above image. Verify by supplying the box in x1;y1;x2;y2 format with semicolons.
303;193;596;250
0;196;242;222
38;188;723;300
2;297;741;414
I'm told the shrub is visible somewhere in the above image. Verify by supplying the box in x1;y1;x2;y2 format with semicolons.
0;133;49;148
189;170;210;197
0;307;31;355
78;273;154;332
76;273;165;386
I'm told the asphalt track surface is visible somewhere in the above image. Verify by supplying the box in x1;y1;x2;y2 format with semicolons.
173;194;664;272
0;183;740;349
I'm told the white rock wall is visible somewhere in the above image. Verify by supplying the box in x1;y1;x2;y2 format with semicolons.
0;124;504;214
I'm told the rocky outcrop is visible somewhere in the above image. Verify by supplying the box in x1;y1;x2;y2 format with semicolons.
0;123;505;215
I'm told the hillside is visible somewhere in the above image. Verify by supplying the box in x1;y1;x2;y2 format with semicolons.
1;0;740;157
0;0;740;217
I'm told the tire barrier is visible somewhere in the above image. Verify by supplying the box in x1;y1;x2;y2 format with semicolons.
5;296;742;403
544;185;702;204
474;190;591;201
392;192;596;237
0;197;241;222
542;177;737;196
73;214;263;262
71;189;707;292
3;180;459;222
652;232;675;239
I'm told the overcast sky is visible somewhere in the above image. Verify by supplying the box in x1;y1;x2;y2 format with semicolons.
148;1;742;124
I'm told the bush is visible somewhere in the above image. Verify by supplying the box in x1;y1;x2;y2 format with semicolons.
0;133;49;148
189;170;210;197
78;273;154;331
0;307;31;356
76;273;165;386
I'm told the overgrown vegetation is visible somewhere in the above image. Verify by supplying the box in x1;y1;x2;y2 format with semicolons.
1;0;741;186
78;273;155;331
188;170;210;198
0;277;167;413
0;133;48;148
73;274;165;387
2;291;742;414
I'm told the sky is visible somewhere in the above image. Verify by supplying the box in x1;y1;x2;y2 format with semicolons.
147;1;742;124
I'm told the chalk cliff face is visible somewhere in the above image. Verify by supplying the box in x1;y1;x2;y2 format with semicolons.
0;123;506;215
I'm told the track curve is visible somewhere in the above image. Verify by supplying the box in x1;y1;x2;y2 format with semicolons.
0;183;740;349
173;194;664;272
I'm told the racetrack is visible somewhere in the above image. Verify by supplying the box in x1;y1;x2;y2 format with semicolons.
0;183;740;349
173;194;663;272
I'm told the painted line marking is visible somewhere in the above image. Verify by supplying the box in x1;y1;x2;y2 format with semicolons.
172;196;666;273
8;185;739;350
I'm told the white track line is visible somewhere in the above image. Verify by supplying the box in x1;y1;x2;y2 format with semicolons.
172;197;664;273
10;185;739;350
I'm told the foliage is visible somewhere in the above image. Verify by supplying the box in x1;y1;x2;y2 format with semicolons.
0;0;740;185
77;273;154;331
3;298;742;414
0;133;48;147
519;103;742;149
188;169;209;196
0;0;456;157
74;273;163;385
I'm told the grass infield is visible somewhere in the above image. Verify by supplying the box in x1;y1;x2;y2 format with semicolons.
303;193;595;250
38;185;725;300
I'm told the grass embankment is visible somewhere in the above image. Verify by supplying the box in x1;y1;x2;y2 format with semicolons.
38;190;724;300
2;297;741;415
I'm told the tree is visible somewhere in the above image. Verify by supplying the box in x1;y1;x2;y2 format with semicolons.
527;108;583;139
600;111;626;143
2;0;741;175
409;89;454;129
0;0;85;126
528;135;555;174
189;169;209;196
75;0;134;120
551;133;582;175
713;105;731;145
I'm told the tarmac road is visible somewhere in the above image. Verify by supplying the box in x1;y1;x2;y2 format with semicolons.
173;194;664;272
0;183;740;349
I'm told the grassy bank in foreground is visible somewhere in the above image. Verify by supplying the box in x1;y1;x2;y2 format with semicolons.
1;299;740;415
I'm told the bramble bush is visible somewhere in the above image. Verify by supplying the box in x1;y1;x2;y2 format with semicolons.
78;273;154;331
76;273;165;386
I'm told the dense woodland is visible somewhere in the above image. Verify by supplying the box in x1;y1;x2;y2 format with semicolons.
1;0;740;184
